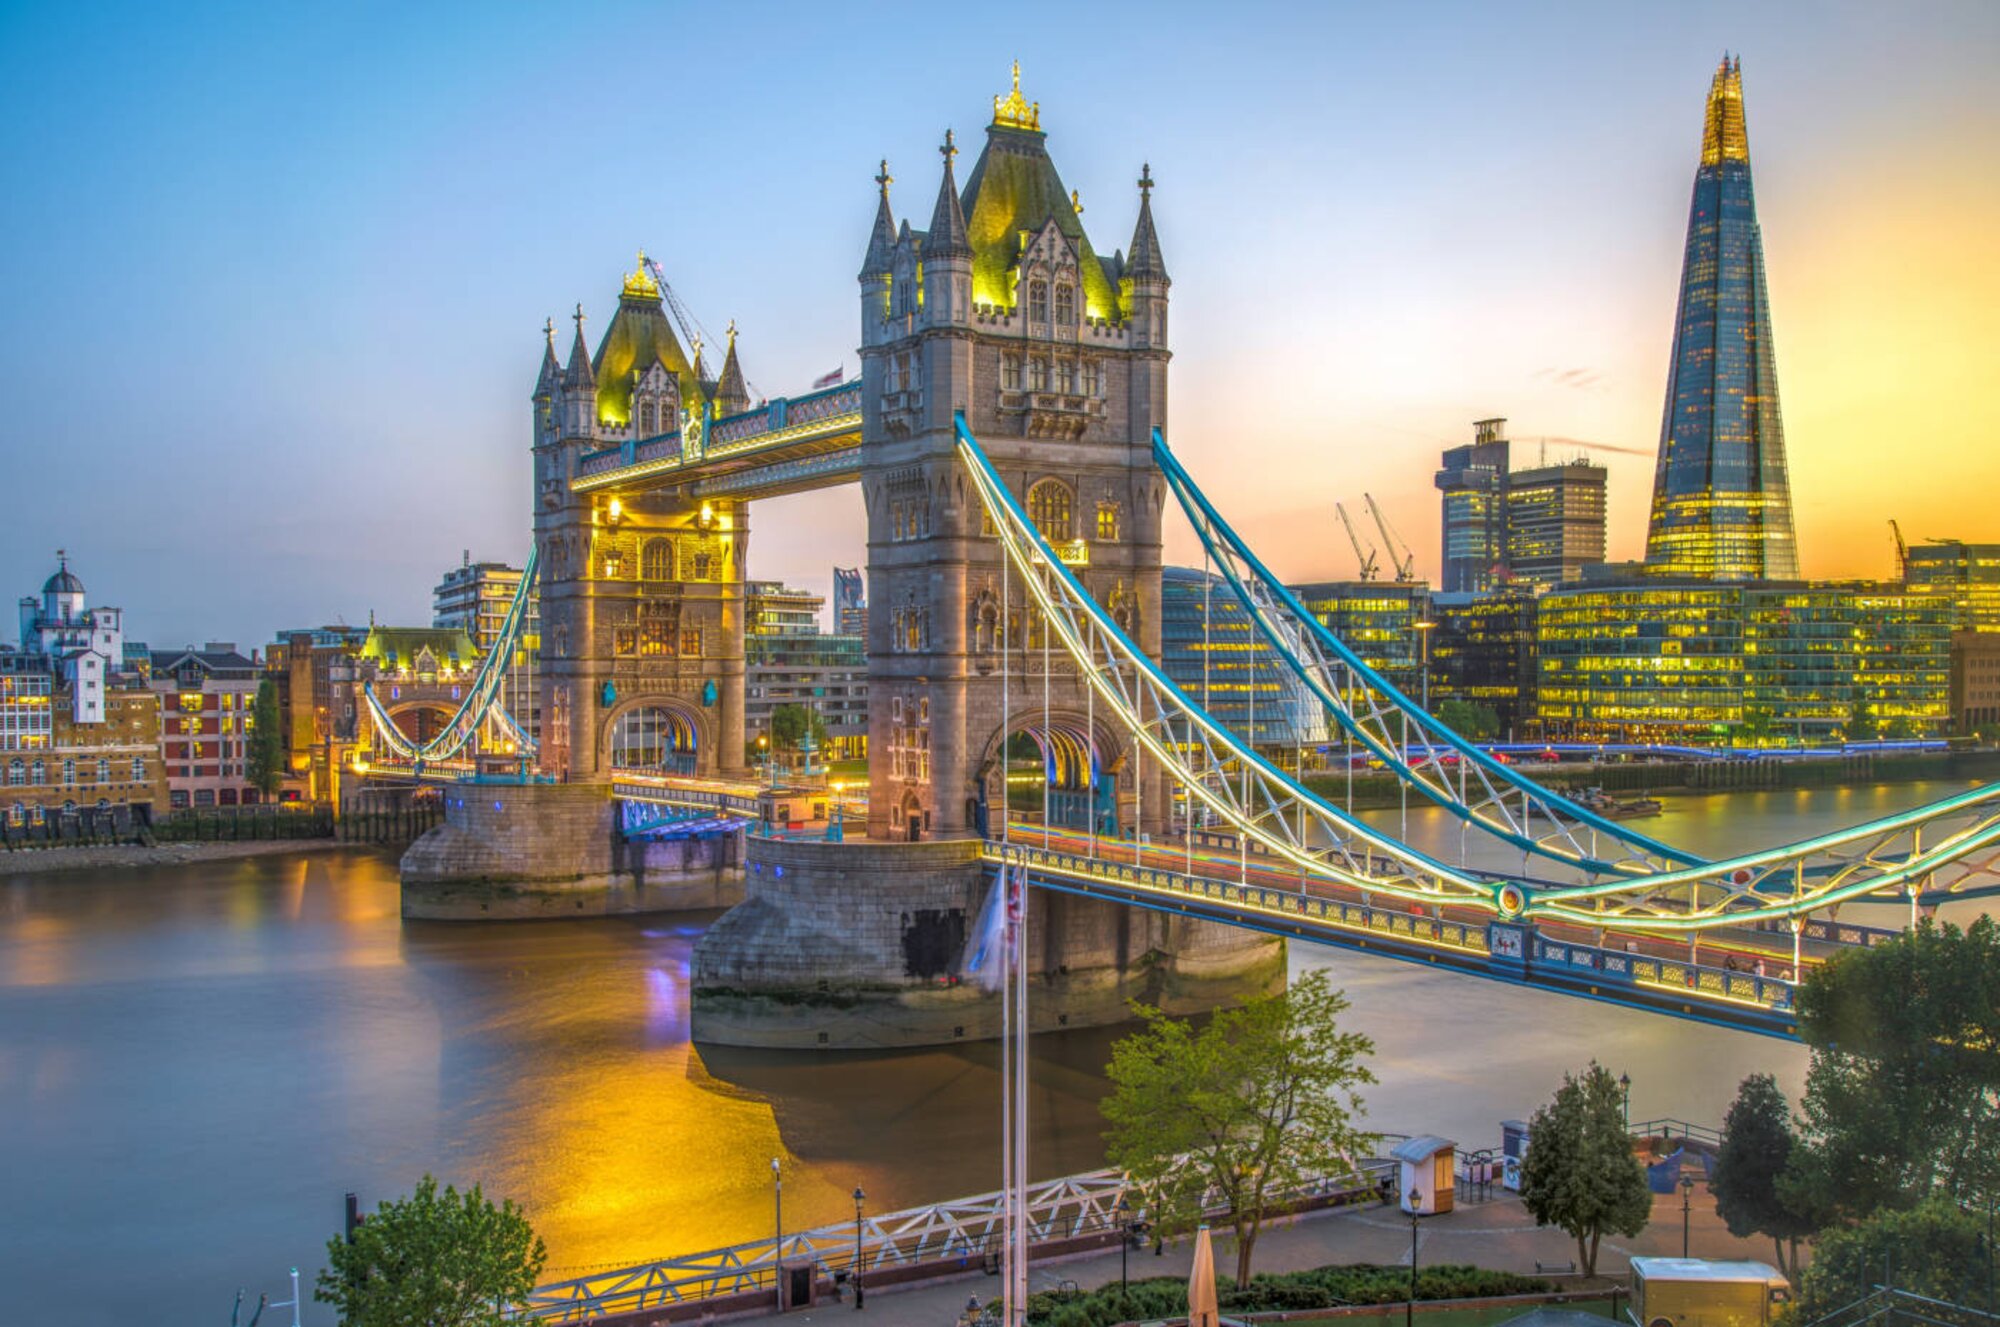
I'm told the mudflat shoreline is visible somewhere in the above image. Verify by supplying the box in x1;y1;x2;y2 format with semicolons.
0;838;382;879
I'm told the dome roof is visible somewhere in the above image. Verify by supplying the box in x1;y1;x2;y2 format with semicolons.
43;561;83;596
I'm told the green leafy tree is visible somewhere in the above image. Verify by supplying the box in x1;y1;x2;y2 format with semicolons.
316;1175;546;1327
1436;699;1499;740
1844;700;1879;743
246;677;285;797
768;704;827;754
1102;969;1378;1287
1712;1074;1814;1281
1519;1061;1651;1277
1794;1198;1989;1316
1785;917;2000;1224
1738;706;1776;746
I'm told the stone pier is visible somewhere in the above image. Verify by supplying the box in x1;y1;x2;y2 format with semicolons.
399;783;743;920
690;836;1284;1049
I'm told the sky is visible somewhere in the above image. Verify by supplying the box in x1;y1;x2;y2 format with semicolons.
2;0;1997;649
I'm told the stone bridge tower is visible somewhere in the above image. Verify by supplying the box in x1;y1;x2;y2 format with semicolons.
531;259;752;783
859;68;1171;840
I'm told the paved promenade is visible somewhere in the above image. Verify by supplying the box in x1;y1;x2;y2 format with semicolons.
744;1189;1777;1327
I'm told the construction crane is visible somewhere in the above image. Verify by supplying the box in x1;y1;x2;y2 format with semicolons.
1336;502;1380;581
1365;493;1418;582
1890;519;1909;580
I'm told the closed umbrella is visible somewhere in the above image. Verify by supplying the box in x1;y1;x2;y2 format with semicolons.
1187;1225;1219;1327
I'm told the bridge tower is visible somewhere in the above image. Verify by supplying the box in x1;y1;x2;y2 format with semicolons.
860;67;1171;840
532;258;749;784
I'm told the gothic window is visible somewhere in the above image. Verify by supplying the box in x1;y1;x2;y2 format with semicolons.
1028;278;1049;324
642;539;674;581
1081;358;1102;397
1002;354;1022;392
602;550;625;580
681;628;702;657
639;603;675;656
614;627;638;656
30;759;44;785
1028;479;1075;544
692;552;712;579
639;401;657;435
903;612;921;653
1028;357;1047;392
1096;502;1121;541
885;356;902;394
1054;282;1075;326
1054;359;1075;394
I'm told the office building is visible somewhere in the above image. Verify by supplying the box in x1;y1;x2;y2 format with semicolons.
1435;418;1606;593
1429;588;1539;737
148;645;263;807
833;567;867;635
744;581;869;759
1160;568;1321;749
1903;540;2000;633
1288;581;1432;698
1645;57;1800;581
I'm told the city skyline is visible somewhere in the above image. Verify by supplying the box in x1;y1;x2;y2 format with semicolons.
3;2;1998;647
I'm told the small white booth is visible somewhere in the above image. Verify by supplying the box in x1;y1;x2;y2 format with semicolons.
1390;1135;1456;1215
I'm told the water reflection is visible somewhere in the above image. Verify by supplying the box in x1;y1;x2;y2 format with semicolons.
0;782;1986;1325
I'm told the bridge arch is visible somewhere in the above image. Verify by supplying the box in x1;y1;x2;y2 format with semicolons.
602;698;710;778
383;700;460;746
973;708;1130;837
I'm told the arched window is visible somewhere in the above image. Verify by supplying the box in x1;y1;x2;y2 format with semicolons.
641;538;674;581
7;759;20;787
691;552;712;580
30;759;44;785
638;401;657;435
8;803;21;826
1028;479;1075;544
1096;502;1121;541
1027;279;1049;324
608;706;698;775
1054;282;1075;326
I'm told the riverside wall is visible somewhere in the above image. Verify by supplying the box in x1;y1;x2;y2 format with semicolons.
690;835;1286;1049
398;782;743;920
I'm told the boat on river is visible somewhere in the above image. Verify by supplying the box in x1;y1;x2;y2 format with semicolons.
1568;786;1664;819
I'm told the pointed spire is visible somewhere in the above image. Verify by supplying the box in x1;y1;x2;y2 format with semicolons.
861;158;897;278
1700;53;1749;166
716;319;750;414
927;130;972;260
536;316;560;395
564;303;596;389
1127;163;1168;282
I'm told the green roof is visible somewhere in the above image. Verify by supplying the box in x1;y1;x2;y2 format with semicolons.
959;124;1122;321
593;292;701;428
359;626;481;675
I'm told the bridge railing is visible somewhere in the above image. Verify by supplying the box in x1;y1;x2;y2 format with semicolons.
520;1156;1394;1321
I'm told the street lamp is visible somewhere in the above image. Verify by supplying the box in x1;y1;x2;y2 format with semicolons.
1414;619;1436;712
772;1157;784;1311
1619;1072;1631;1131
852;1186;866;1310
1117;1196;1130;1306
1681;1174;1695;1258
1406;1188;1422;1327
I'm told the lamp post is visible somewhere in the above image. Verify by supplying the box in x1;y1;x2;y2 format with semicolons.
772;1157;784;1311
1680;1174;1694;1258
852;1186;866;1310
1619;1072;1631;1132
1414;618;1436;712
1406;1188;1421;1327
1116;1197;1130;1305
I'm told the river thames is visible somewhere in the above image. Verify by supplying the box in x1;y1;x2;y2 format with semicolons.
1;781;1983;1325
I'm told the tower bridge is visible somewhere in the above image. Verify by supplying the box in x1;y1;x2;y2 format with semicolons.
393;67;2000;1042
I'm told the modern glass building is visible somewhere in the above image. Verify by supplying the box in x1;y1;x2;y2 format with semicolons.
1288;581;1432;699
1160;567;1321;749
1435;421;1510;594
1429;588;1539;737
1903;541;2000;632
1435;418;1607;593
1645;57;1801;582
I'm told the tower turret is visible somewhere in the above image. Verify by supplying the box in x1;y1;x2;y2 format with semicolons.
560;305;598;439
533;317;560;446
1125;164;1170;350
715;321;751;416
924;131;973;324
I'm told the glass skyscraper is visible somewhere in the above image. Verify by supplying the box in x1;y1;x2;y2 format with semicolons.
1646;57;1800;581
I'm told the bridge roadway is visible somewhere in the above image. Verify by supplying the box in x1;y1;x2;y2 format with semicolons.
988;826;1813;1038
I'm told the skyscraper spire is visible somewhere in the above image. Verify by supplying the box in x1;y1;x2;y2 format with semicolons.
1646;56;1799;581
927;130;972;259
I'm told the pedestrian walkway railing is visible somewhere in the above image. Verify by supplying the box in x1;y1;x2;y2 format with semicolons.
1628;1118;1723;1149
1801;1286;1999;1327
519;1157;1397;1322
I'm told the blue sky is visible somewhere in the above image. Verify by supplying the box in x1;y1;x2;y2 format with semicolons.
3;1;1997;647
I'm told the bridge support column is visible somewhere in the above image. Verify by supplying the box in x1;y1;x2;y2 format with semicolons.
690;837;1284;1049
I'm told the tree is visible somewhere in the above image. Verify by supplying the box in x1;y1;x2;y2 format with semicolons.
768;704;826;755
1519;1061;1651;1277
1844;700;1879;743
316;1175;546;1327
246;677;285;797
1437;699;1499;740
1738;706;1776;746
1794;1198;1989;1316
1101;969;1378;1286
1712;1074;1814;1281
1786;916;2000;1224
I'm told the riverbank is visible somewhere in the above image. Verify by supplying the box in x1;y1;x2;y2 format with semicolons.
0;837;377;879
